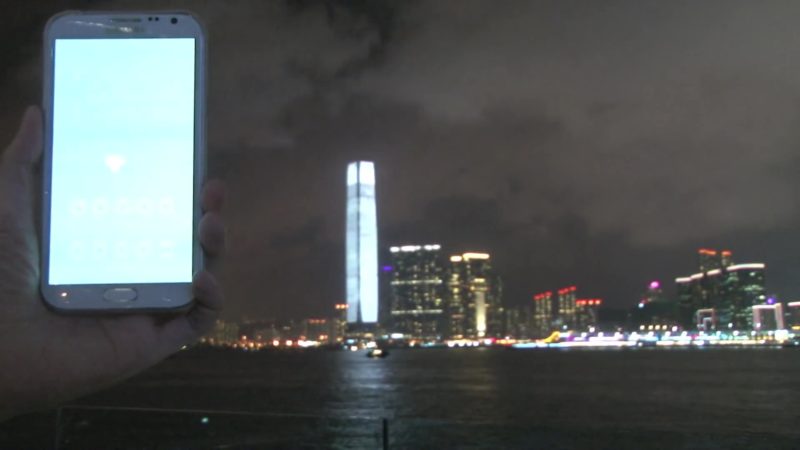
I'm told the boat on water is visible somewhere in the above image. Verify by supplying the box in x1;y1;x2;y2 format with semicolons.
366;348;389;358
782;336;800;348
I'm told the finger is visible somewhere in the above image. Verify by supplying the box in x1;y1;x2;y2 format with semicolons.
156;271;224;350
3;105;42;167
199;211;225;256
202;179;225;213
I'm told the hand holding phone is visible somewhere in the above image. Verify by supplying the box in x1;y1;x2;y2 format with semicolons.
0;106;225;420
0;11;225;421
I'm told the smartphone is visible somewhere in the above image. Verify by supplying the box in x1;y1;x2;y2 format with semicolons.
41;11;206;312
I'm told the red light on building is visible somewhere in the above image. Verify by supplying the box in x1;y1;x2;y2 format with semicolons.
698;248;717;255
576;298;603;306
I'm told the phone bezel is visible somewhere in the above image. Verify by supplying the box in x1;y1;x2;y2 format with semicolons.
40;11;206;313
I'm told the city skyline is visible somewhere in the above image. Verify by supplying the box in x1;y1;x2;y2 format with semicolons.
227;240;783;343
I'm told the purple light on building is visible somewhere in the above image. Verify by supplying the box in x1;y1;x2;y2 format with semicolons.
767;297;776;305
382;265;393;272
649;281;660;290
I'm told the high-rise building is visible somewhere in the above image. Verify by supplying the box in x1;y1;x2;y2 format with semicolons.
575;298;602;330
532;291;554;338
719;264;766;329
557;286;577;330
388;244;445;339
503;305;531;339
720;250;734;267
675;249;766;330
345;161;378;324
446;252;502;338
331;303;349;342
698;248;721;272
786;302;800;331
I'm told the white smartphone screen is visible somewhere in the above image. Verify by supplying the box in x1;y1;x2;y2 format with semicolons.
49;38;195;285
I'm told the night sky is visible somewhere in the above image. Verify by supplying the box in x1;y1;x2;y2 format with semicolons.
3;1;800;320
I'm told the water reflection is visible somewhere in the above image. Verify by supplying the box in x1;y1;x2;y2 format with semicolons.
325;349;395;419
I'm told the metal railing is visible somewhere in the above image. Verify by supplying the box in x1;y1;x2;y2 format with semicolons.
55;405;391;449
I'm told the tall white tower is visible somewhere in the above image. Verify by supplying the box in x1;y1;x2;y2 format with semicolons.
346;161;378;323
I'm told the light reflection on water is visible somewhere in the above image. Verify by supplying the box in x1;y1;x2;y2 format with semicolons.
61;346;800;447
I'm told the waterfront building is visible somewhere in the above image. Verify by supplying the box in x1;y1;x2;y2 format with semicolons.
575;298;602;330
787;302;800;331
719;264;766;329
331;303;348;342
345;161;378;324
446;252;503;338
503;305;532;339
302;318;330;342
388;244;445;339
721;250;734;267
532;291;554;338
675;249;766;330
698;248;732;272
205;320;240;346
557;286;577;330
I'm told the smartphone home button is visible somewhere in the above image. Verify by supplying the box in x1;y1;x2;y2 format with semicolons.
103;288;138;302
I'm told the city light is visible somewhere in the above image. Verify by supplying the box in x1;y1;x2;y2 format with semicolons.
462;252;490;260
726;263;766;271
195;245;794;354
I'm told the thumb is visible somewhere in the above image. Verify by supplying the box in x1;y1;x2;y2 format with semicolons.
4;106;43;167
0;106;42;219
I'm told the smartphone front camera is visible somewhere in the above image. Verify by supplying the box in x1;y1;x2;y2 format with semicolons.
170;17;178;24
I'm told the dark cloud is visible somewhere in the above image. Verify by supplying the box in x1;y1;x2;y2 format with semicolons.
4;1;800;319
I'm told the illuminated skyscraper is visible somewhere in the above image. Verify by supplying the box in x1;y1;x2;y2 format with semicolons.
557;286;578;330
698;248;721;272
346;161;378;324
675;248;766;330
532;291;554;337
720;263;766;329
446;252;502;338
388;244;445;338
698;248;734;272
331;303;348;342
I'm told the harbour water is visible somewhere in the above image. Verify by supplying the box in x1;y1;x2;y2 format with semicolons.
3;346;799;448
